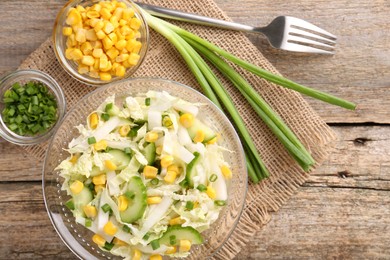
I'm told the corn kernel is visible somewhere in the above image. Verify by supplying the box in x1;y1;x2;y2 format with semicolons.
105;160;117;170
80;41;93;55
66;34;76;48
193;130;205;143
92;174;106;185
92;234;106;247
115;39;127;51
78;64;89;74
71;49;84;60
69;153;80;164
161;155;174;168
155;145;163;155
113;237;127;246
206;186;216;199
122;8;135;20
132;41;142;53
145;131;158;143
86;10;100;19
76;5;86;13
167;164;180;174
118;195;129;212
179;240;191;252
93;139;107;151
81;55;95;66
147;196;162;205
164;170;177;184
110;16;119;28
95;184;104;193
108;32;118;44
117;2;127;8
96;30;106;40
83;205;97;218
103;221;118;236
65;48;74;59
179;113;194;128
92;48;103;58
102;37;114;50
99;57;109;70
75;28;87;43
91;3;102;12
85;29;98;41
100;8;112;20
106;47;119;60
113;7;123;19
89;112;99;129
169;217;185;226
165;246;177;254
120;25;132;36
150;255;162;260
63;27;73;36
103;21;115;34
70;180;84;195
133;249;142;260
130;17;141;30
89;18;100;27
119;19;127;26
66;9;82;26
115;65;126;77
119;125;131;137
116;53;129;63
221;165;232;179
128;53;140;65
91;40;103;49
143;165;158;179
94;20;105;32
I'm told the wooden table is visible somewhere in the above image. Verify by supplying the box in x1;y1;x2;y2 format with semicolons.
1;0;389;259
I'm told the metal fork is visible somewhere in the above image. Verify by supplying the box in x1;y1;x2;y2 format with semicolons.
136;2;337;54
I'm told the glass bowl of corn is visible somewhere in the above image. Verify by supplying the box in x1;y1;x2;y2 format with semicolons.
53;0;149;86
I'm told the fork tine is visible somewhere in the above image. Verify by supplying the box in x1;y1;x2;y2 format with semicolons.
286;16;337;40
283;43;335;54
289;27;336;44
288;35;335;49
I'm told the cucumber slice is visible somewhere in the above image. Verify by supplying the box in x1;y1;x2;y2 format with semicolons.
142;142;156;165
185;152;201;187
108;149;131;170
72;187;93;217
158;226;203;246
120;176;147;223
187;118;216;143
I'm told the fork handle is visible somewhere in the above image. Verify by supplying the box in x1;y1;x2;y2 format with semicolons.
136;2;256;32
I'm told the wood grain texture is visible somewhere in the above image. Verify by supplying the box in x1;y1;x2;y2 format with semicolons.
0;0;389;259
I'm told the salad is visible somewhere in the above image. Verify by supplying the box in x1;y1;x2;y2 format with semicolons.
56;90;232;259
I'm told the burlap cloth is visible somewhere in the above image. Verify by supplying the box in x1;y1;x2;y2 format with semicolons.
19;0;337;258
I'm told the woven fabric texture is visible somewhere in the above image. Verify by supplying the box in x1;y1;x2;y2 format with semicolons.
19;0;336;258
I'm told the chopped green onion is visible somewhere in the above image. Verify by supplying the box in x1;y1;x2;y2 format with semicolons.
185;201;194;210
196;184;207;192
214;200;227;206
124;147;132;154
150;240;160;250
122;225;132;234
1;81;58;136
65;199;75;210
88;137;96;144
179;179;189;188
145;97;151;106
162;114;173;128
143;232;150;240
85;218;92;227
103;241;114;251
169;235;176;245
150;178;159;185
101;113;110;121
101;203;111;213
209;174;218;182
105;103;113;112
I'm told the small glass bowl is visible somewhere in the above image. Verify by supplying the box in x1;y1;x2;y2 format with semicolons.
53;0;149;86
0;69;66;145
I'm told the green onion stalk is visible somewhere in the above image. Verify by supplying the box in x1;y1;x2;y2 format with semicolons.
141;10;356;182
